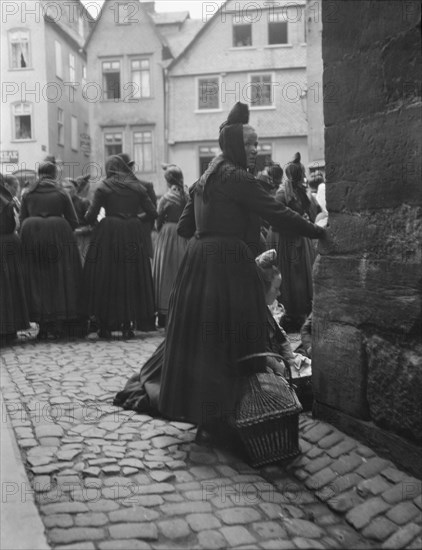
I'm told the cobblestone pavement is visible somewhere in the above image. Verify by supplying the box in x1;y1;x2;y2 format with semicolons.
1;331;421;550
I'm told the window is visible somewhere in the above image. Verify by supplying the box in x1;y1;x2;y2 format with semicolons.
82;64;87;86
104;132;123;157
198;77;219;110
9;30;30;68
55;40;62;78
199;145;219;175
233;23;252;47
250;74;273;107
13;103;32;140
131;59;151;98
133;131;153;172
69;53;76;84
102;61;121;100
268;21;288;44
71;116;78;151
256;144;273;172
58;108;64;146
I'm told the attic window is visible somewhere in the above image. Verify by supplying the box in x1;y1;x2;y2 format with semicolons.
233;24;252;47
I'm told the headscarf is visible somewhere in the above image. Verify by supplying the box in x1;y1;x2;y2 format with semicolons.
198;102;251;200
218;102;250;169
104;155;144;194
284;153;311;211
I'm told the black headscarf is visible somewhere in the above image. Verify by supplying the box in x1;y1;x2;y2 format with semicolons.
198;102;251;199
104;155;144;194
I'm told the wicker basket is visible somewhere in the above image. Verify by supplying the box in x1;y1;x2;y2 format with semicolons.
231;353;303;467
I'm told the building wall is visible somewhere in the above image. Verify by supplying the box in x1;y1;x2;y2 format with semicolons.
0;1;49;175
87;0;167;195
313;1;421;451
44;23;90;178
168;0;308;182
305;0;324;170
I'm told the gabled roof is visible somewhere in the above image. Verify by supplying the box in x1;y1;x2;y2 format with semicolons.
84;0;169;51
164;19;205;59
151;11;189;26
167;1;227;70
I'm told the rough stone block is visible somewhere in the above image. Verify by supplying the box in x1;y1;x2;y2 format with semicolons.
381;523;421;549
312;321;369;418
345;497;391;530
386;501;421;525
322;0;420;63
325;108;421;210
366;336;422;443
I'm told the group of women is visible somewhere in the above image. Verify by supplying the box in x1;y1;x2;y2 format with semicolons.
0;156;189;343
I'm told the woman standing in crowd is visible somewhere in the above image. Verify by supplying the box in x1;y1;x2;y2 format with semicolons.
155;103;324;440
63;176;91;264
0;175;29;344
19;161;82;340
82;154;157;339
152;165;188;328
267;155;321;331
117;153;157;261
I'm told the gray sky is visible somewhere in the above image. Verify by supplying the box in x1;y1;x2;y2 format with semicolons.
82;1;225;20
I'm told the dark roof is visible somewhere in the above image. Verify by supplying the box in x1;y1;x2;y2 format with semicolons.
151;11;189;25
167;1;227;70
164;19;205;58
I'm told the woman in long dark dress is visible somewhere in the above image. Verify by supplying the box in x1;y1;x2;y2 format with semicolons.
115;103;324;435
19;162;82;340
266;156;321;331
152;165;188;328
82;155;157;339
0;176;29;344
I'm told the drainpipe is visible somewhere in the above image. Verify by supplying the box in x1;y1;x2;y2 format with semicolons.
163;66;169;163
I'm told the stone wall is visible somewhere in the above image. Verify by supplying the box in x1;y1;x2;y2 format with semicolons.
313;1;422;451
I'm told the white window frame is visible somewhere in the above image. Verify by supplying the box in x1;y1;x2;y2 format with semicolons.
130;58;151;98
71;115;78;151
102;59;121;101
58;108;64;146
9;28;31;69
55;40;63;79
12;102;33;141
82;64;87;87
196;75;221;112
132;129;154;173
248;72;276;109
69;53;76;85
104;131;124;158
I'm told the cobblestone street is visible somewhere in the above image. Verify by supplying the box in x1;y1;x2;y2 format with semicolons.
1;331;421;550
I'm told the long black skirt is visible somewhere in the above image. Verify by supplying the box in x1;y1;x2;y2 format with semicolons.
0;233;29;335
82;217;155;330
20;217;82;323
158;235;267;425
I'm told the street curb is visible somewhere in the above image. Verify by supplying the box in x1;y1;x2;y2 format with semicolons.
1;391;51;550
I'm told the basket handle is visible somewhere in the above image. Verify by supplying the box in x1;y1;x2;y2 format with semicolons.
236;352;293;386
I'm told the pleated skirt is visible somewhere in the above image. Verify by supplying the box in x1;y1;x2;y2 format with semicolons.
20;217;82;323
152;222;187;315
82;216;155;329
0;232;30;335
